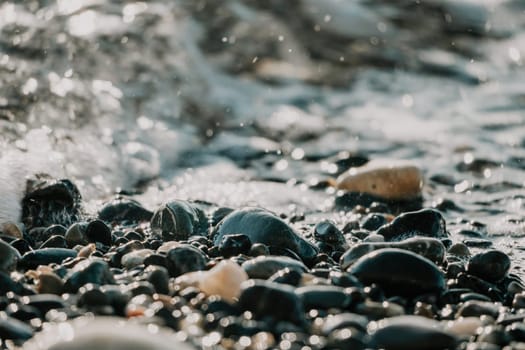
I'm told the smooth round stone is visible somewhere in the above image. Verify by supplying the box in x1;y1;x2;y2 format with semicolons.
85;220;112;246
340;237;446;269
322;313;369;334
467;250;511;283
43;224;67;238
0;271;25;295
64;259;116;292
40;235;68;249
78;284;110;307
376;208;447;241
335;159;423;200
98;197;153;223
238;280;305;326
218;234;252;257
369;315;457;350
1;222;23;239
347;248;445;297
10;239;32;255
361;213;389;231
150;200;208;241
24;294;67;315
199;260;248;302
268;268;303;286
455;301;500;318
314;220;346;247
121;249;154;269
36;270;64;294
448;242;471;257
0;239;21;272
166;244;207;277
242;256;308;279
19;248;78;270
65;222;89;247
0;314;34;341
212;207;318;263
23;316;195;350
249;243;270;256
363;234;385;243
144;266;170;295
444;317;484;337
326;327;368;350
296;285;351;310
355;300;405;320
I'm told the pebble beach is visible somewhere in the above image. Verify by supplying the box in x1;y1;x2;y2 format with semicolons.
1;1;525;349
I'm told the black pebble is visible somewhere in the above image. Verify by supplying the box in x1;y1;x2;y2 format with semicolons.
85;220;112;246
238;280;306;327
467;250;511;283
376;208;447;241
219;234;251;257
166;244;207;277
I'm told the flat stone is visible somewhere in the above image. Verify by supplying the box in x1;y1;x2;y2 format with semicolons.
336;160;423;200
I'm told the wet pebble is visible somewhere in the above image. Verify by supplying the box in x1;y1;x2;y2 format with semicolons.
361;213;389;231
340;236;445;269
347;248;445;297
0;314;34;342
336;159;424;200
40;235;68;249
242;255;307;279
144;265;170;294
238;280;305;326
98;197;153;224
369;315;457;350
150;200;208;241
166;244;207;277
376;208;447;241
0;239;21;272
1;222;23;239
448;242;471;257
456;300;501;318
65;222;89;247
85;220;112;246
121;249;154;269
296;285;351;310
268;268;303;286
0;271;26;295
467;250;511;283
64;259;115;292
321;313;369;334
19;248;77;270
218;233;251;257
313;220;347;248
445;317;485;337
212;207;318;262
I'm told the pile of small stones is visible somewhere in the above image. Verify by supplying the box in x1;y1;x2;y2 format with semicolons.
1;176;524;350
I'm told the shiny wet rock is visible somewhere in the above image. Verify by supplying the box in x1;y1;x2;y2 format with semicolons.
347;248;446;297
212;207;318;262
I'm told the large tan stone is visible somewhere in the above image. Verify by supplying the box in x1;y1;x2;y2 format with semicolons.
336;160;423;200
